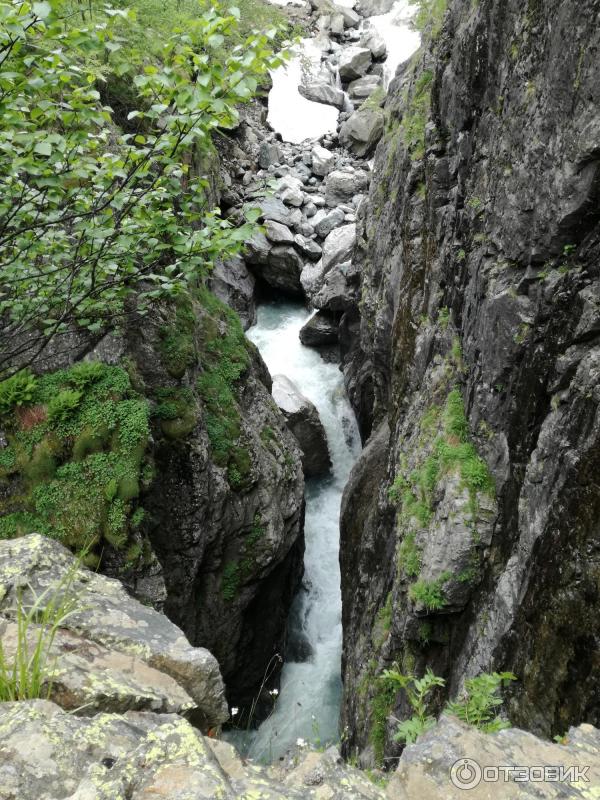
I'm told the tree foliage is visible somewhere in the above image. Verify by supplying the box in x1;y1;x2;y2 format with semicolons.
0;0;284;370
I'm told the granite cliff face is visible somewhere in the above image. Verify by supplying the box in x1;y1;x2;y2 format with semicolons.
340;0;600;763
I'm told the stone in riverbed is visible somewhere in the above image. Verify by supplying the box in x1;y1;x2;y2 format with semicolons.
333;2;360;28
322;223;357;271
265;219;295;245
258;141;282;169
251;245;304;296
313;207;346;238
299;81;346;110
272;375;332;477
311;144;337;177
294;233;323;261
339;107;384;157
299;310;340;346
361;29;387;60
338;46;372;82
324;169;370;206
348;74;382;101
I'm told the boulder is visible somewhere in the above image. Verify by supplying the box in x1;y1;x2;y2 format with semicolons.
208;255;256;330
322;223;357;271
258;141;282;169
244;230;271;265
339;107;384;157
0;620;196;716
300;259;328;299
313;259;360;312
265;219;295;245
338;47;372;82
0;701;389;800
281;186;304;207
357;0;395;13
299;82;346;110
246;196;301;227
388;716;600;800
0;534;228;729
348;74;382;102
313;207;346;238
299;310;340;346
311;144;337;177
361;29;387;60
333;2;360;27
294;233;323;262
272;375;332;477
251;246;304;296
324;169;370;206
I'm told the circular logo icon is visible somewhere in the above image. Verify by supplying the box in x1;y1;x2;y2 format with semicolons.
450;758;483;790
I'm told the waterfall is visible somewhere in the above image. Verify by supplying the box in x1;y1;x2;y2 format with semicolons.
229;301;361;762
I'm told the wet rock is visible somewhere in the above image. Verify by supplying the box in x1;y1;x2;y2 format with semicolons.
253;246;304;296
299;311;340;347
272;375;332;477
245;230;272;265
281;186;304;207
312;143;337;176
265;219;295;245
299;81;346;110
322;223;357;271
248;196;301;227
208;255;256;330
314;206;346;238
294;233;323;261
357;0;395;12
333;2;360;28
259;141;282;169
339;107;384;157
300;259;327;299
0;534;228;729
314;259;360;312
348;74;382;101
325;169;370;206
361;29;387;60
338;47;372;82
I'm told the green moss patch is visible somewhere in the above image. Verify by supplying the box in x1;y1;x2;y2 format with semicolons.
0;363;150;555
196;287;253;491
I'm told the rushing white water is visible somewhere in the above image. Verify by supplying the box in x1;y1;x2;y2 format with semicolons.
363;0;421;87
267;38;339;143
236;301;361;762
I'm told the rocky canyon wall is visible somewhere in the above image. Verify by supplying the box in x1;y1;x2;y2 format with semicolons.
340;0;600;764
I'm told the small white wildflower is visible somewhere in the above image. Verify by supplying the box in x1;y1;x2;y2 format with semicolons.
296;738;307;747
269;688;279;697
230;707;239;717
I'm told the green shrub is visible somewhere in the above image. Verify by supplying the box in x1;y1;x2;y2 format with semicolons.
370;674;398;766
383;667;445;745
47;390;82;424
221;561;241;601
67;361;105;390
398;532;422;577
408;0;447;38
409;573;450;611
402;70;434;159
0;371;37;416
446;672;516;732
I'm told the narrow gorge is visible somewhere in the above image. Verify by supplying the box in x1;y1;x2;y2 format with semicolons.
0;0;599;797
